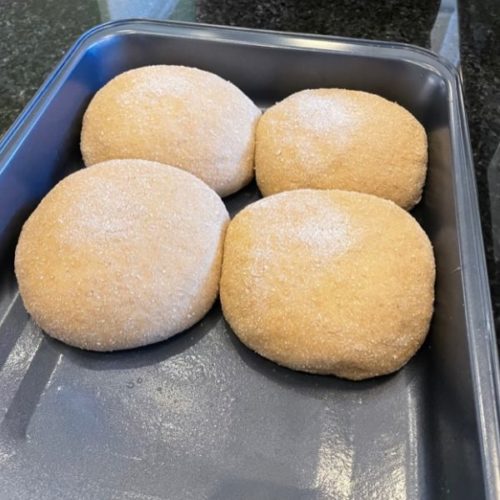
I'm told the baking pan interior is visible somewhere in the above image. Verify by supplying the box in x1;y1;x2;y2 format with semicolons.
0;24;486;499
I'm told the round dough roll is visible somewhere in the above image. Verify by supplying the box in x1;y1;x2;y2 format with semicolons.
255;89;428;209
220;189;435;380
15;159;229;351
81;65;261;197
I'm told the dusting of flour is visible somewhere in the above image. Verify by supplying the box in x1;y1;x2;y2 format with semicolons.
292;91;358;134
117;71;194;107
293;211;352;257
248;193;357;273
267;90;364;166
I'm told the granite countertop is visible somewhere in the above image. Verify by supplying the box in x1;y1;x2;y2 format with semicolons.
0;0;499;338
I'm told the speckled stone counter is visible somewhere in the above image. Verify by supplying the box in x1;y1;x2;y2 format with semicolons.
0;0;499;339
459;0;500;334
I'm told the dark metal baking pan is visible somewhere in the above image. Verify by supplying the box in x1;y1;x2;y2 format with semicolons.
0;20;499;500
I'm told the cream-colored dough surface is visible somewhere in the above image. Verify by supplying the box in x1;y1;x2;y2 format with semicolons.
255;89;427;209
220;189;435;380
81;65;261;197
15;159;229;351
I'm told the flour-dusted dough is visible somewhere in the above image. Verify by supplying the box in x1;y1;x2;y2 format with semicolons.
81;65;261;197
15;159;229;351
255;89;427;209
220;189;435;380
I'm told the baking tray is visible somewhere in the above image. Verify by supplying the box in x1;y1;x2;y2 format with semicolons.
0;20;499;500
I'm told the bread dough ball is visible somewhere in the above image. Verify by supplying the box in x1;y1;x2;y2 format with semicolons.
220;189;435;380
81;65;261;197
255;89;427;209
15;159;229;351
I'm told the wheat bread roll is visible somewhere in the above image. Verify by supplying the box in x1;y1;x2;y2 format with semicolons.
81;65;261;197
220;189;435;380
15;159;229;351
255;89;427;209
